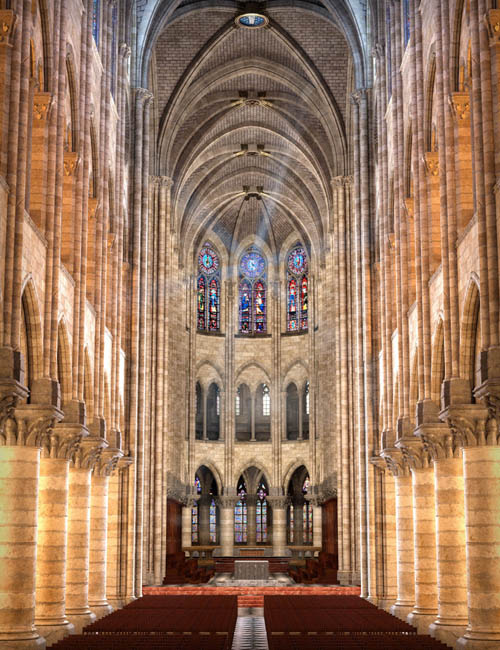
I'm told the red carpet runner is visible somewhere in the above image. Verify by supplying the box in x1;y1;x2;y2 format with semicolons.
143;585;361;608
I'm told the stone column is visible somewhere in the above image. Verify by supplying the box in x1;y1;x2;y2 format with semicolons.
65;437;106;633
293;498;304;546
298;388;303;440
246;495;257;546
401;440;438;634
107;456;133;609
447;401;500;649
198;496;211;546
250;393;256;441
312;500;322;549
0;385;55;650
418;423;468;646
182;505;192;550
88;448;122;620
382;449;414;620
35;415;85;646
219;497;236;557
203;389;207;441
269;497;288;556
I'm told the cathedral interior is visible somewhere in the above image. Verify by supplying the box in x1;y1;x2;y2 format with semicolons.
0;0;500;648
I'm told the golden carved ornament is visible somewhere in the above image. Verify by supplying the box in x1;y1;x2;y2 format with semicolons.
486;9;500;45
0;10;16;46
33;92;52;121
424;151;439;177
450;92;470;122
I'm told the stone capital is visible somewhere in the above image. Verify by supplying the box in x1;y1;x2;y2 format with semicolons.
5;403;64;448
63;151;80;177
444;403;493;448
72;435;107;470
486;9;500;46
424;151;439;177
350;87;368;105
450;92;470;122
135;87;153;106
33;92;53;121
396;437;432;470
218;495;239;509
119;42;131;59
94;447;123;477
370;455;387;472
380;447;411;477
46;419;88;460
0;10;16;47
415;421;458;461
266;495;290;509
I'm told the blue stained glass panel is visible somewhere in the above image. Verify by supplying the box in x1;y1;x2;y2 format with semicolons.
209;498;217;543
92;0;100;45
238;14;266;27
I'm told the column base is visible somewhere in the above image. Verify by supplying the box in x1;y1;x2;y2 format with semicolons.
107;598;125;610
65;610;96;634
88;603;113;620
336;570;352;585
428;620;467;648
0;633;46;649
390;601;413;620
407;610;438;634
456;632;500;650
35;621;74;647
378;597;397;612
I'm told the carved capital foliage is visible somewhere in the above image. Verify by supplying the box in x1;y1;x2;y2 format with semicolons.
450;92;470;122
88;197;99;219
1;404;63;448
44;421;87;460
0;10;16;46
370;455;386;472
445;404;493;448
397;437;432;470
380;447;410;477
33;92;52;121
94;447;123;477
0;380;28;439
119;42;131;59
63;152;80;177
416;422;458;460
267;495;290;509
219;495;239;509
486;9;500;46
135;87;153;106
424;151;439;177
350;87;368;106
72;436;107;470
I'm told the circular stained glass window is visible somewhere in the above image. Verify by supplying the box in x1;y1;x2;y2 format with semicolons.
240;251;265;278
236;13;268;28
288;246;308;275
198;244;219;275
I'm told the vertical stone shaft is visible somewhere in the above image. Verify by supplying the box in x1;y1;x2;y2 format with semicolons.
407;466;437;633
65;467;95;633
429;455;467;645
0;446;44;649
271;501;287;556
181;505;192;551
246;496;257;546
457;445;500;649
390;471;414;619
220;500;234;557
88;474;112;618
312;504;322;548
35;458;73;645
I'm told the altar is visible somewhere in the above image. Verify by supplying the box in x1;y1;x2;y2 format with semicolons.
234;559;269;581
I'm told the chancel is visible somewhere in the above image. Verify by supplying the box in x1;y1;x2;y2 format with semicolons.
0;0;500;649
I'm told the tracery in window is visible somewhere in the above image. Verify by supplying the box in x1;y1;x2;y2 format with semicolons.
262;384;270;416
197;243;220;332
256;482;268;543
191;475;202;544
286;244;308;331
234;480;247;543
209;498;217;543
235;388;241;416
239;248;267;333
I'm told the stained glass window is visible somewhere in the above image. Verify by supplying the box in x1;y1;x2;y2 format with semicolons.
289;505;294;543
239;248;267;333
305;382;310;416
216;390;220;416
209;498;217;543
403;0;410;47
303;502;313;544
197;243;220;331
262;384;270;416
92;0;100;45
235;388;241;416
192;502;199;543
286;244;308;332
256;483;268;543
235;482;247;543
195;476;202;494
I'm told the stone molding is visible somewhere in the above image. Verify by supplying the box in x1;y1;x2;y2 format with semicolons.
444;403;494;448
380;447;411;477
266;495;290;509
2;403;64;448
396;437;432;470
0;10;16;47
45;420;88;460
94;447;124;478
415;421;459;460
72;435;107;470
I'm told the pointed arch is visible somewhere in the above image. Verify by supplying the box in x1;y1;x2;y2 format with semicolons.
57;319;72;405
460;276;480;392
431;318;445;406
20;277;43;389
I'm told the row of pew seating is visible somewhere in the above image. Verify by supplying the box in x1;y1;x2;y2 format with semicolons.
264;595;447;650
162;552;214;584
52;595;237;650
289;552;338;584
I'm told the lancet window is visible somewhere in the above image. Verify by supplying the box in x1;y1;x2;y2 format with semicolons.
92;0;100;45
235;480;248;543
239;248;267;333
256;482;268;543
286;244;308;332
197;243;220;332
